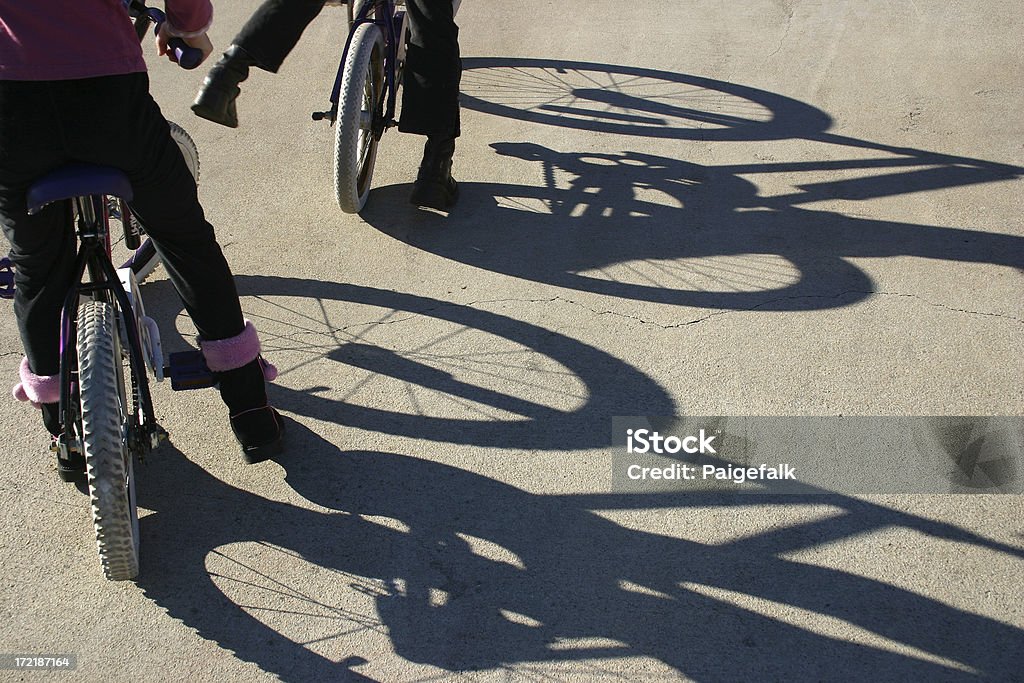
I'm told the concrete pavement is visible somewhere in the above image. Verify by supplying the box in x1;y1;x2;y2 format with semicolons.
1;1;1022;680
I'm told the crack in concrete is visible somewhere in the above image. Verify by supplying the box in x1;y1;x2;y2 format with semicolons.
7;286;1021;359
429;291;1021;330
867;290;1024;323
259;289;1021;347
0;479;80;509
768;0;796;59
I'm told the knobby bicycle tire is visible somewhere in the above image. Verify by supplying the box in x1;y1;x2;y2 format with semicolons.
77;300;140;581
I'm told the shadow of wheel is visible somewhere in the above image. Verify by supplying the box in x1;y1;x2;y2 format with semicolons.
360;180;877;310
155;275;676;451
460;57;833;141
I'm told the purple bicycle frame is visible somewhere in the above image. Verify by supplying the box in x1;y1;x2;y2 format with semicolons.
327;0;404;134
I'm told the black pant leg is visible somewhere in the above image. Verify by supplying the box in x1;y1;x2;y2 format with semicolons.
0;80;74;376
234;0;329;72
2;75;249;377
62;74;246;342
123;105;246;342
399;0;462;138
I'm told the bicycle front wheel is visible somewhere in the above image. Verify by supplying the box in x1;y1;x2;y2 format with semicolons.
334;23;385;214
77;301;140;581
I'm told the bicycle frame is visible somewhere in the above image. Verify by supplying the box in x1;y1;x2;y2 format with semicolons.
55;194;159;461
327;0;403;136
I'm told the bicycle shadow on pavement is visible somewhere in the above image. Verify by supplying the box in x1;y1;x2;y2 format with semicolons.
362;142;1022;310
134;280;1024;680
459;58;837;143
363;60;1023;310
134;430;1024;682
143;274;678;450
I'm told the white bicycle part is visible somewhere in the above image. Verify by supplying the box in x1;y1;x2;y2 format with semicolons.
168;121;200;184
110;122;199;284
396;9;410;64
117;267;164;382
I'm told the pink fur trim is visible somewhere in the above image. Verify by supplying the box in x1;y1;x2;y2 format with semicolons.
200;320;277;381
199;320;260;371
12;357;59;407
259;357;278;382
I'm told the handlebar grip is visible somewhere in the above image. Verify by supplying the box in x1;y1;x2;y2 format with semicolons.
167;38;203;70
143;8;204;70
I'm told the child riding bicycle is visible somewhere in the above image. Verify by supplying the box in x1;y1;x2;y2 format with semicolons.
191;0;462;211
0;0;285;476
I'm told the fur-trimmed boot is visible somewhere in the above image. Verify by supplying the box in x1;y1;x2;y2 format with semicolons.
12;357;84;482
199;320;285;463
12;356;59;408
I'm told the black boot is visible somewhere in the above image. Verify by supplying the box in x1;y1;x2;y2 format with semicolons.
230;406;286;465
200;321;285;462
216;359;285;463
410;136;458;210
41;402;85;484
191;45;259;128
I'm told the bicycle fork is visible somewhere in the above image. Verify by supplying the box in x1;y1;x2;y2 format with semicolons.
55;196;165;461
313;0;404;137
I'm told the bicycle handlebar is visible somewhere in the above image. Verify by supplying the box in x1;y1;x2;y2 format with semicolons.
125;1;204;70
164;34;204;71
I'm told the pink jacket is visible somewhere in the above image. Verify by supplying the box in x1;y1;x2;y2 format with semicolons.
0;0;213;81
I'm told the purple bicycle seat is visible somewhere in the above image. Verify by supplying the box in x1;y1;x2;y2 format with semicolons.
26;164;133;215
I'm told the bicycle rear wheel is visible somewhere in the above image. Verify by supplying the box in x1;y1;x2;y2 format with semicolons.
334;23;385;213
110;121;200;280
77;300;140;581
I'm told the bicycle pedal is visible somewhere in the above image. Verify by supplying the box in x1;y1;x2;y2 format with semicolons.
165;349;217;391
150;423;170;450
51;432;82;461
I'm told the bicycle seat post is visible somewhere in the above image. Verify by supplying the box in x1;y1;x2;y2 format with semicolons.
74;196;102;240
